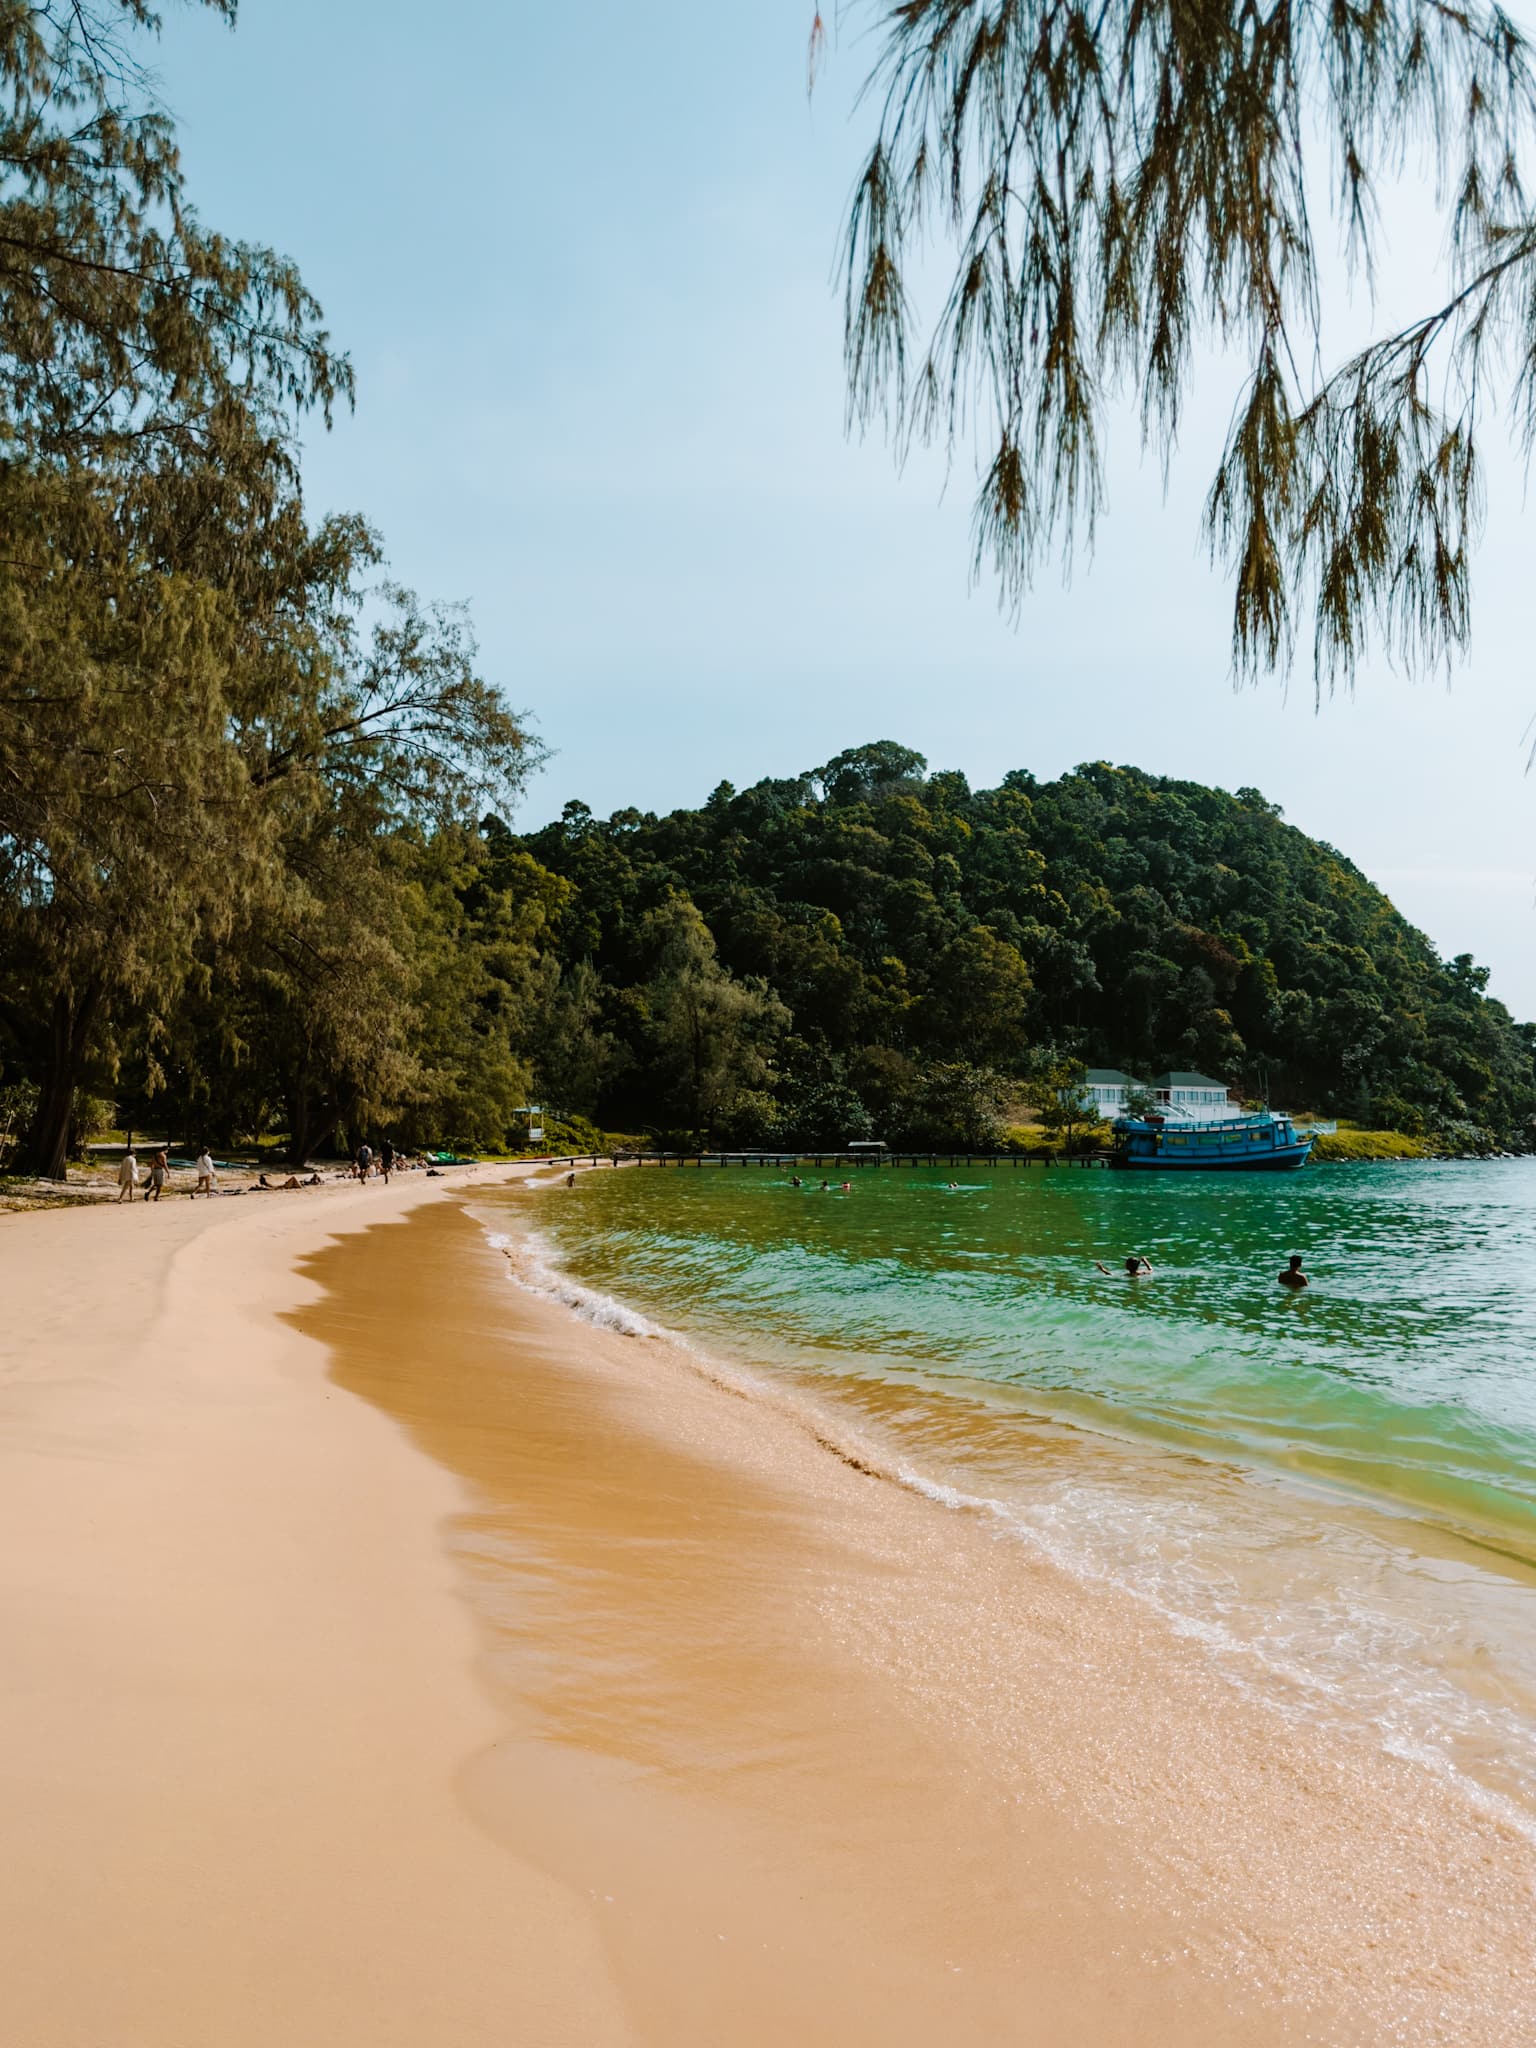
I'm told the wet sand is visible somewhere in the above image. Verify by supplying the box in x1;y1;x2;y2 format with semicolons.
3;1174;1534;2044
312;1193;1536;2045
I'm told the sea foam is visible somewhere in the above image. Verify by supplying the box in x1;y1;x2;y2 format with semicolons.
479;1213;1536;1849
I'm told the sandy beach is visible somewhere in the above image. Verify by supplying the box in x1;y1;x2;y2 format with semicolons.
0;1168;631;2048
4;1171;1535;2046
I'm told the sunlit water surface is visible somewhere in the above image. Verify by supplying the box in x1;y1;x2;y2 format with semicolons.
488;1160;1536;1832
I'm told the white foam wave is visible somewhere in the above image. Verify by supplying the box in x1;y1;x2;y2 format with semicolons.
891;1461;1536;1847
480;1216;1536;1849
494;1228;677;1342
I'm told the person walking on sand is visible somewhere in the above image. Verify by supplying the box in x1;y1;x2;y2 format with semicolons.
1278;1254;1309;1290
116;1150;139;1203
357;1141;373;1184
194;1148;216;1198
1096;1255;1153;1278
379;1138;394;1185
145;1150;168;1203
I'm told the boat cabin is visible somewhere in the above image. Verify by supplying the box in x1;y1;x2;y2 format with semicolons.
1110;1111;1311;1173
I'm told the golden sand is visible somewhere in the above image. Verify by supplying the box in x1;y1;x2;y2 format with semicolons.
314;1192;1536;2045
0;1170;629;2047
3;1172;1534;2044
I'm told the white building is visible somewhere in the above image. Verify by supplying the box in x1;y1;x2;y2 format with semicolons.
1081;1068;1135;1117
1070;1069;1236;1122
1151;1072;1234;1121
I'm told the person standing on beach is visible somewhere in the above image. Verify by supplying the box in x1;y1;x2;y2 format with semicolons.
194;1149;216;1197
146;1151;168;1203
116;1151;139;1203
357;1141;373;1184
1278;1254;1309;1289
379;1139;394;1185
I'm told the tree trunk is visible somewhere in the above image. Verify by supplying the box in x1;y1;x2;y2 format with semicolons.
20;984;103;1180
285;1087;319;1169
285;1086;337;1168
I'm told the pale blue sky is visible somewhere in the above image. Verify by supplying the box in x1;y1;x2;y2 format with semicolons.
156;0;1536;1017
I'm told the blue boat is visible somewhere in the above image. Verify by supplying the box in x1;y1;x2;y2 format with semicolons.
1110;1111;1312;1172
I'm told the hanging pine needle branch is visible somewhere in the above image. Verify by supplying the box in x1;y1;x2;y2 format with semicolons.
835;0;1536;688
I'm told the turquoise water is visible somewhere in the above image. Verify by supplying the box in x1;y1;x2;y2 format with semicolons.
493;1158;1536;1827
528;1159;1536;1555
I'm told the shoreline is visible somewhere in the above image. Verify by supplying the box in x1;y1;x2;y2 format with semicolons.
330;1191;1536;2042
4;1172;1535;2042
309;1194;1309;2045
0;1164;632;2047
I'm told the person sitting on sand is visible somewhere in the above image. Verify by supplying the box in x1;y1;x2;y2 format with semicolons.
1096;1255;1153;1278
116;1150;139;1203
1278;1254;1309;1290
194;1148;216;1197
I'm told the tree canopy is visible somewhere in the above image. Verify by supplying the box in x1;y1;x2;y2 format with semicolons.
513;748;1536;1150
0;3;540;1174
2;6;1528;1171
834;0;1536;685
27;741;1526;1161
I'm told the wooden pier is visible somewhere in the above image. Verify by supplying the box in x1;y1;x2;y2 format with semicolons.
526;1150;1111;1171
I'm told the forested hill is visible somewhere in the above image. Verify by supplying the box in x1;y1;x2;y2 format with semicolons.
510;744;1536;1151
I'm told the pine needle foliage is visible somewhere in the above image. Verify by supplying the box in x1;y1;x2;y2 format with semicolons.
0;1;348;464
0;5;540;1175
839;0;1536;684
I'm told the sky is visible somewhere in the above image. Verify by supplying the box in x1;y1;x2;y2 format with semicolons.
152;0;1536;1018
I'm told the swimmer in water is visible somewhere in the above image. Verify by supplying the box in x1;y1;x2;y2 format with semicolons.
790;1176;803;1187
1096;1255;1153;1278
1278;1253;1308;1289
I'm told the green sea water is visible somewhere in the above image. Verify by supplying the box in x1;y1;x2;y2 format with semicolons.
494;1158;1536;1826
530;1158;1536;1552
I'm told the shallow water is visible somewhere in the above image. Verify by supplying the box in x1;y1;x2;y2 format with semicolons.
493;1160;1536;1833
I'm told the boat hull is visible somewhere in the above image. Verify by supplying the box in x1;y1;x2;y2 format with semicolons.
1110;1145;1312;1173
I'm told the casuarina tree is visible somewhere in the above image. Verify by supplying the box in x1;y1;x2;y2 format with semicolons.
833;0;1536;685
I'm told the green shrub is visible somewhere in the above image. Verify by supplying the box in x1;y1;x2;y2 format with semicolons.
1310;1127;1432;1162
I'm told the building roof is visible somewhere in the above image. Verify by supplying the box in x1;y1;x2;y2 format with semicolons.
1153;1071;1228;1090
1083;1068;1134;1086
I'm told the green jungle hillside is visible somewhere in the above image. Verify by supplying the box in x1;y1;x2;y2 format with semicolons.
10;744;1532;1165
508;745;1536;1154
